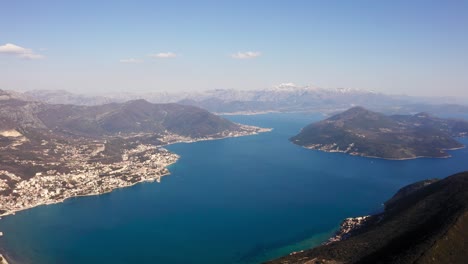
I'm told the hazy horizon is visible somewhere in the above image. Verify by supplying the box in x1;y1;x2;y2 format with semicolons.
6;84;468;102
1;1;467;97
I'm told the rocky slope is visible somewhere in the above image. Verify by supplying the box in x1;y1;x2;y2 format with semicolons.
291;107;468;159
266;172;468;264
0;91;246;138
36;99;243;138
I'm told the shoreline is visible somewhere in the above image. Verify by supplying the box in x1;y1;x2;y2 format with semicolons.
0;126;272;263
0;168;174;219
0;126;272;219
161;126;273;146
217;110;281;116
300;144;466;161
216;109;329;116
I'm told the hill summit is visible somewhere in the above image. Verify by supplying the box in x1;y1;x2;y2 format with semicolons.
291;107;468;159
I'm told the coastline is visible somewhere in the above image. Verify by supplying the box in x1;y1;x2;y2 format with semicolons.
0;125;272;264
161;126;273;146
300;144;466;161
216;109;329;116
0;166;174;219
0;126;271;219
217;110;281;116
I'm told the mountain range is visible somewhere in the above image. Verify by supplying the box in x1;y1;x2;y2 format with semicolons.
18;85;468;116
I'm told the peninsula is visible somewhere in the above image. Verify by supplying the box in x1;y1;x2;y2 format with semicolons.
291;106;468;159
267;171;468;264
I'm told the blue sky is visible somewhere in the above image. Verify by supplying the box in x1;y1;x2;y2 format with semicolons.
1;0;467;96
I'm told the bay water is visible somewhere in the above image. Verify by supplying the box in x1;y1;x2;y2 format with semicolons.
1;113;468;264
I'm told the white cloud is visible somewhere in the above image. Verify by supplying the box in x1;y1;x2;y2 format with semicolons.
20;53;45;60
119;58;143;63
149;52;178;59
0;43;45;59
231;51;261;59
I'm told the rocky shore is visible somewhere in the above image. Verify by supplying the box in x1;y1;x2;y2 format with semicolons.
266;172;468;264
303;143;465;160
325;216;371;244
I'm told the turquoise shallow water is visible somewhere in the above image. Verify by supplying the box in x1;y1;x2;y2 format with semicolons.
1;113;468;264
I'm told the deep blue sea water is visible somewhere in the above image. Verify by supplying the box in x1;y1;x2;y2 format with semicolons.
1;113;468;264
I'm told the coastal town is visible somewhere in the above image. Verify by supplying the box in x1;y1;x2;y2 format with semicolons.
0;125;271;217
0;89;272;264
0;141;179;217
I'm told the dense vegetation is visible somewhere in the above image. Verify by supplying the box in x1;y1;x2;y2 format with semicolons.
291;107;468;159
267;172;468;264
36;99;241;138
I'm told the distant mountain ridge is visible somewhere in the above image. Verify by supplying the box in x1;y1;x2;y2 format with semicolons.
291;107;468;159
266;171;468;264
16;86;468;116
24;89;112;106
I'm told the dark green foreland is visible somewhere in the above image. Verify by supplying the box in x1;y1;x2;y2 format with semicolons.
265;172;468;264
291;107;468;159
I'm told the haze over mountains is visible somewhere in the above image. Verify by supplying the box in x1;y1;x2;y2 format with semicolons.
17;84;468;116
